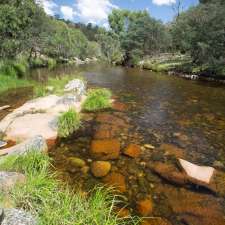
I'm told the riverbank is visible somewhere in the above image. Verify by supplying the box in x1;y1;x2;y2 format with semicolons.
139;54;225;84
0;77;141;224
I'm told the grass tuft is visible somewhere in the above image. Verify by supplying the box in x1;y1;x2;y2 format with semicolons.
82;88;112;112
0;151;139;225
58;108;81;138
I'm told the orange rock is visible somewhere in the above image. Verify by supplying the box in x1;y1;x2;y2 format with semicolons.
94;124;119;139
96;113;128;128
141;218;172;225
159;143;185;158
112;101;128;112
103;172;126;193
116;208;130;218
124;144;141;158
91;161;111;177
152;162;188;185
136;197;153;216
90;139;120;160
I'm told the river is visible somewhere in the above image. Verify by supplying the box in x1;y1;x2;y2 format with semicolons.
2;63;225;225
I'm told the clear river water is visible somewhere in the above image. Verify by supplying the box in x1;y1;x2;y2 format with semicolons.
1;63;225;225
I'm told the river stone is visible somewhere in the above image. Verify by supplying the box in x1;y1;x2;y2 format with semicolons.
136;197;153;216
103;172;126;193
0;141;7;148
64;79;86;101
123;144;141;158
0;172;26;192
1;209;36;225
179;159;215;183
4;113;58;143
0;136;48;157
90;139;120;160
0;92;85;145
91;161;111;177
68;157;86;168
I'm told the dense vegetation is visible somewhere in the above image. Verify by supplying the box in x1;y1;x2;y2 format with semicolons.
0;0;224;80
0;0;101;81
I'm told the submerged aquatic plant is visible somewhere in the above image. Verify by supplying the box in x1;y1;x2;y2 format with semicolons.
58;108;81;138
82;88;112;112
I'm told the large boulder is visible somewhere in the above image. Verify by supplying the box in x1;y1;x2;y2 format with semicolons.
0;172;26;193
0;86;86;145
0;136;48;157
1;208;36;225
151;159;225;197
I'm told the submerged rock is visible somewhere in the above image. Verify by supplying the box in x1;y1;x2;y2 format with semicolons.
90;139;120;160
141;218;172;225
123;144;141;158
151;159;225;197
68;157;86;168
136;197;153;216
0;136;48;157
1;208;36;225
91;161;111;177
0;172;26;193
103;172;126;193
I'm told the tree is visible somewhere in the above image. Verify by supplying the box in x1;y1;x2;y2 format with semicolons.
96;28;124;64
108;9;170;65
171;1;225;74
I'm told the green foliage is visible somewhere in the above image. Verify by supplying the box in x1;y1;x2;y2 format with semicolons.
83;88;112;112
0;74;33;93
171;1;225;75
47;58;57;69
0;150;139;224
107;9;171;66
58;109;81;138
96;29;124;64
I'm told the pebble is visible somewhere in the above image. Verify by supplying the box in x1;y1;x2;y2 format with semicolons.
144;144;155;149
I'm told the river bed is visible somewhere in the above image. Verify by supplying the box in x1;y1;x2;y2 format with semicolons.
2;64;225;225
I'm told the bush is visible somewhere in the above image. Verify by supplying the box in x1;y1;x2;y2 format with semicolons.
0;60;17;77
83;88;112;112
47;58;57;69
58;108;81;138
30;57;44;68
0;151;139;225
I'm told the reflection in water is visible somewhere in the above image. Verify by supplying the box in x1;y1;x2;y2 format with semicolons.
30;64;225;224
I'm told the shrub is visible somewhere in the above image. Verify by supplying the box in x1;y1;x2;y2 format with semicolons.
58;108;81;138
83;88;112;112
47;58;57;69
30;57;44;68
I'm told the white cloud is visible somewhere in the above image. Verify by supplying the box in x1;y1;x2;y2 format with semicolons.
36;0;57;16
152;0;176;6
75;0;118;24
60;6;76;20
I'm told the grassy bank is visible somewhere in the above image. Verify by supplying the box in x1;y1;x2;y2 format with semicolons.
0;151;139;225
140;54;225;77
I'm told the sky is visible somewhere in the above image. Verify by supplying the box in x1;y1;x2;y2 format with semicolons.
37;0;199;26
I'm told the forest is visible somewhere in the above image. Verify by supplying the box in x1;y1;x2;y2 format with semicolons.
0;0;225;79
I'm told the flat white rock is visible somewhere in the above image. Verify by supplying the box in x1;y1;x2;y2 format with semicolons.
179;158;215;183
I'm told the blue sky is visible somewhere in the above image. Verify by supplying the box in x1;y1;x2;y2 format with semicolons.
37;0;199;26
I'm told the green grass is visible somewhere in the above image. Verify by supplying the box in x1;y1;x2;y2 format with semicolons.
82;88;112;112
0;151;139;225
58;108;81;138
0;74;34;93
